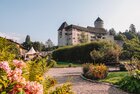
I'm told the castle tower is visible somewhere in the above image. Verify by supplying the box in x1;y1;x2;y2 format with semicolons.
94;17;104;28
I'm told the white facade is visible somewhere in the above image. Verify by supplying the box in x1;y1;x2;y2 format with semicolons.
58;17;114;46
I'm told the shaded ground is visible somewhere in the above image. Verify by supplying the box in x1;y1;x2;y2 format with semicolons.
46;67;128;94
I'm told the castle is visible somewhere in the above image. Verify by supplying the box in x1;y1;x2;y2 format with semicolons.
58;17;114;46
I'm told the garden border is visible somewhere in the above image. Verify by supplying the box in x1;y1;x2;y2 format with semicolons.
80;74;119;88
80;74;131;93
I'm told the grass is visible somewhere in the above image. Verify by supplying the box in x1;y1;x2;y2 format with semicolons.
99;72;128;84
54;61;82;68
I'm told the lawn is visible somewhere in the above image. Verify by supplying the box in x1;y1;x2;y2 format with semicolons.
99;72;128;84
54;61;82;68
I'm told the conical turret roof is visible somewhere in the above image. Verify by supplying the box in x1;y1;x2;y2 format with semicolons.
95;17;103;22
58;22;68;31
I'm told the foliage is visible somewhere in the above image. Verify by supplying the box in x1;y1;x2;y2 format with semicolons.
0;59;74;94
129;24;136;33
90;50;104;63
28;58;47;81
123;31;136;40
119;64;127;71
117;59;140;94
46;55;57;67
50;82;74;94
82;63;90;74
22;35;46;51
78;32;88;43
68;63;73;67
118;76;140;94
0;60;43;94
114;34;125;41
45;39;54;51
54;62;81;68
83;63;108;80
109;28;116;36
52;41;121;64
47;60;57;68
22;35;32;50
100;72;127;84
123;59;140;79
43;76;57;94
90;42;121;64
33;41;42;52
122;38;140;60
0;37;19;61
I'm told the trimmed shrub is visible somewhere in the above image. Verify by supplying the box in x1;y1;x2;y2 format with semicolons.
52;41;121;64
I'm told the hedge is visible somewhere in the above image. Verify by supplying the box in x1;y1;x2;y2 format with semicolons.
52;41;121;64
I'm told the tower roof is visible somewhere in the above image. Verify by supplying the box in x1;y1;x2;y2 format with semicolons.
95;17;103;22
58;22;68;31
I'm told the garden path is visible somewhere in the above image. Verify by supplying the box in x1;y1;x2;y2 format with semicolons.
46;67;129;94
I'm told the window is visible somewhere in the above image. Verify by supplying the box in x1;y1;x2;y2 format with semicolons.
102;37;105;39
59;32;62;38
65;33;68;35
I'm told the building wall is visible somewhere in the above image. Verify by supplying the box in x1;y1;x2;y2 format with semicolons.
71;29;91;45
58;29;114;46
58;29;73;46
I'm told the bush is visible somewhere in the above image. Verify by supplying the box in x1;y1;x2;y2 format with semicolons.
82;63;91;74
0;37;19;61
117;59;140;93
68;63;73;67
83;63;108;80
0;60;43;94
47;60;57;67
52;41;121;64
43;76;57;94
28;58;48;81
50;82;74;94
119;64;126;71
118;76;140;94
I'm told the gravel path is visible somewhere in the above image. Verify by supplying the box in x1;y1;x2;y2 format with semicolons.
46;67;129;94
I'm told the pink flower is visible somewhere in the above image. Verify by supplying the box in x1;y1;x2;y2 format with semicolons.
25;81;43;94
13;60;26;68
0;61;11;73
7;68;23;83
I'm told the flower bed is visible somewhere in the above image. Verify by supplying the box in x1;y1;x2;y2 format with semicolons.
0;60;43;94
82;63;108;80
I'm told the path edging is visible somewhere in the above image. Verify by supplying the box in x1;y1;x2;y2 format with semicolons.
80;74;119;88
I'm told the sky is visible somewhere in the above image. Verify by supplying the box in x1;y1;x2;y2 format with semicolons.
0;0;140;45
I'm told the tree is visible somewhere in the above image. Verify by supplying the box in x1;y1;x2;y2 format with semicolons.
129;24;136;33
123;30;136;40
45;39;54;51
109;28;116;36
114;34;125;41
32;41;42;52
22;35;32;50
78;32;88;43
122;38;140;60
25;35;31;44
90;50;104;63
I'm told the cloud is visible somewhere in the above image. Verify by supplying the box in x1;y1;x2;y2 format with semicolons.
0;32;25;43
